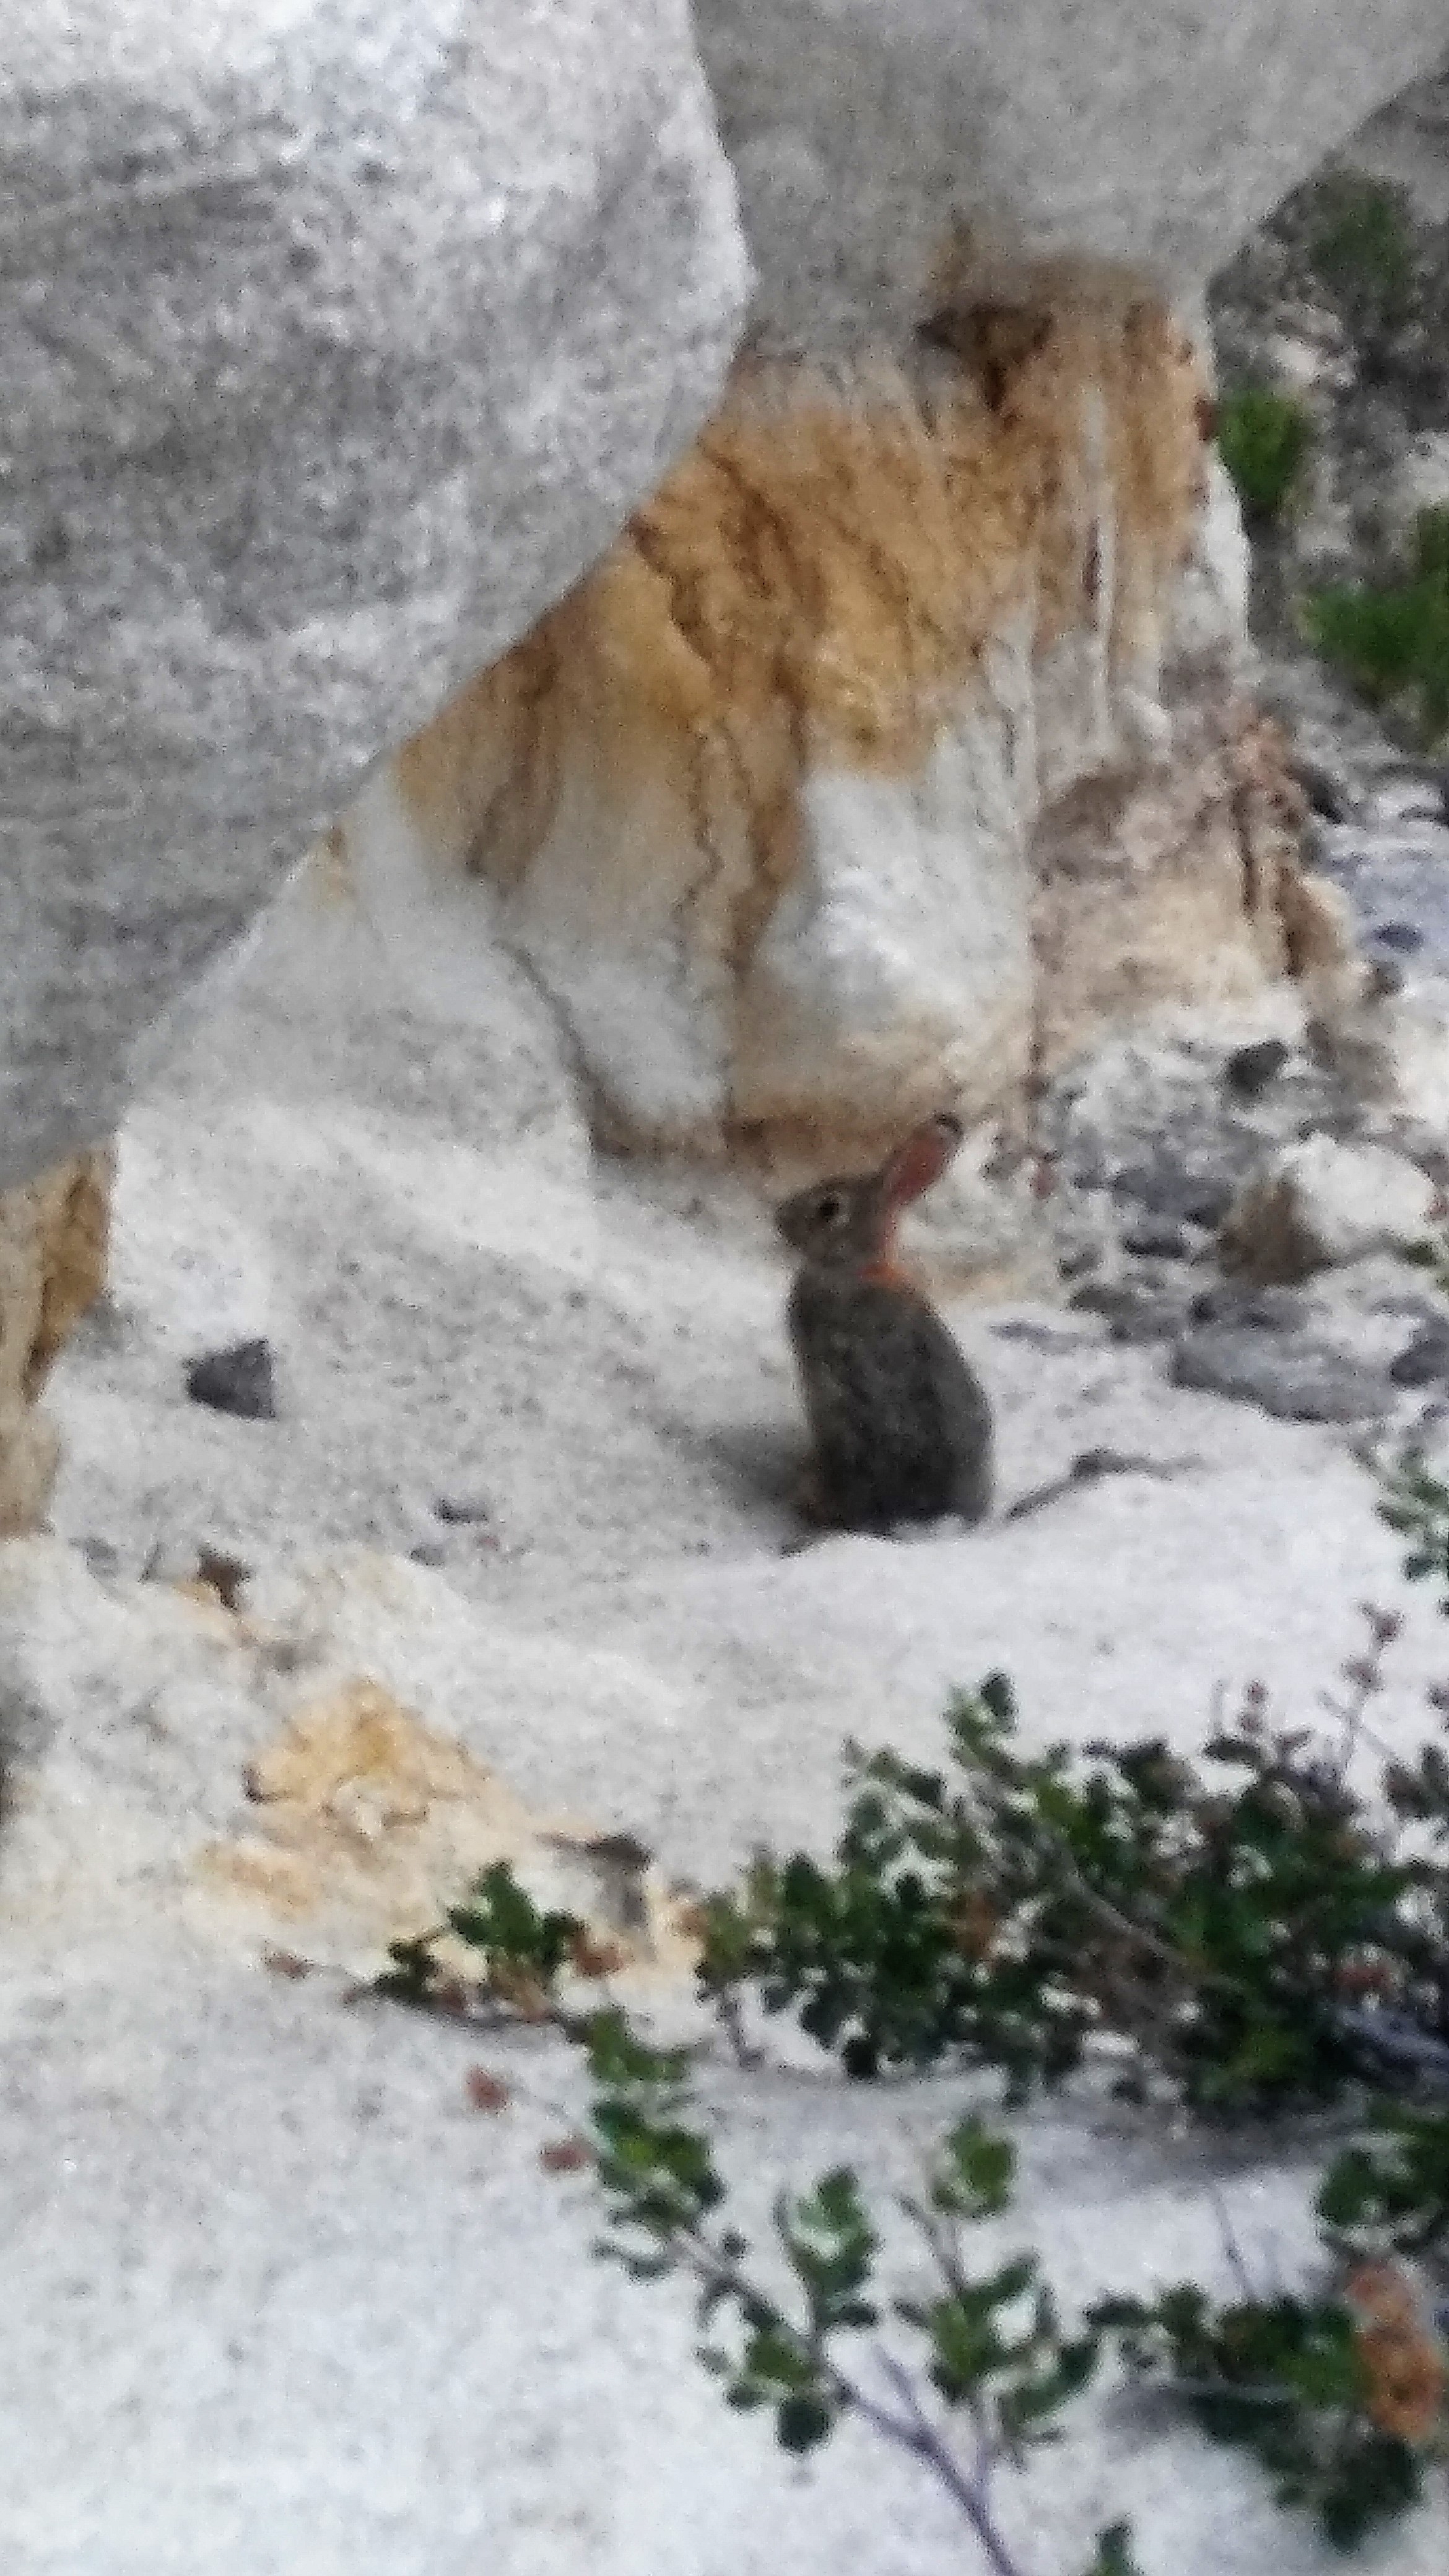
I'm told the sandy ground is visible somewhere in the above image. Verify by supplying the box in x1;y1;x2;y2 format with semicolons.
2;864;1447;2576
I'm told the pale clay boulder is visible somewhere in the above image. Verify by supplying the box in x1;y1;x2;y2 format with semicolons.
0;0;749;1194
1221;1135;1438;1285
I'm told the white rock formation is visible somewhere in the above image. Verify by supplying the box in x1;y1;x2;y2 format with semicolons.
0;0;748;1193
4;8;1449;1498
1221;1134;1438;1282
697;0;1449;350
329;288;1336;1250
2;2;1448;1198
4;879;1449;2576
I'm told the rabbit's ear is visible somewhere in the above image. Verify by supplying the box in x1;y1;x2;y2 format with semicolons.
880;1114;963;1212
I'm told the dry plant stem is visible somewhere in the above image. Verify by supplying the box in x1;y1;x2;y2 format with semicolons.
1321;1605;1401;1778
999;1451;1201;1526
659;2210;1038;2576
975;1775;1207;1988
1333;2006;1449;2094
872;2351;1026;2576
1208;2183;1260;2303
715;1982;763;2069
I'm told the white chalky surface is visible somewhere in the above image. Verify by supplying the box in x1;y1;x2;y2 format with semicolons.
3;872;1445;2575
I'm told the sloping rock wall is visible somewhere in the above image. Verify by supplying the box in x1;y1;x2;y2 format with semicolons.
336;276;1347;1217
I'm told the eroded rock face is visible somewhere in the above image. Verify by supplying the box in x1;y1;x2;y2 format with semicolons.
4;0;1446;1234
333;276;1367;1256
1220;1137;1437;1284
337;285;1225;1186
1031;702;1354;1086
211;1674;694;1981
0;0;747;1190
696;0;1449;353
0;1154;111;1536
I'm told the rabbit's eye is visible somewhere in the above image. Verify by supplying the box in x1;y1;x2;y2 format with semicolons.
814;1191;845;1227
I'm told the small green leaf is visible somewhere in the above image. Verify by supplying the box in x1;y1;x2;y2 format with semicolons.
776;2391;835;2454
1084;2522;1143;2576
939;2118;1015;2219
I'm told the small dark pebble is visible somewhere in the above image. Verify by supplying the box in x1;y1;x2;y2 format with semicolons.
433;1494;493;1525
1372;919;1423;954
990;1318;1094;1350
1067;1280;1190;1342
1120;1219;1195;1260
1068;1279;1142;1322
1188;1281;1305;1331
581;1830;653;1871
1055;1243;1102;1281
1223;1037;1290;1100
1114;1165;1237;1227
1388;1329;1449;1390
194;1547;251;1611
185;1338;277;1421
1107;1298;1192;1346
262;1947;313;1980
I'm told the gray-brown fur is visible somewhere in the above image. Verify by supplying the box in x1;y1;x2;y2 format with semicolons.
775;1116;994;1534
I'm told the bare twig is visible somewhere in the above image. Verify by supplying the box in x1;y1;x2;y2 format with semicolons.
650;2208;1038;2576
713;1980;763;2070
1000;1450;1202;1527
1320;1604;1402;1781
869;2350;1025;2576
1208;2183;1260;2303
1334;2006;1449;2096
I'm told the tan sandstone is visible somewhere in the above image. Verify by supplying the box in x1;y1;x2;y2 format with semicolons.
0;1152;111;1536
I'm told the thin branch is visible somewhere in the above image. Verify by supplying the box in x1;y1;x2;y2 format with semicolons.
658;2214;1036;2576
1208;2184;1260;2304
898;2187;998;2458
870;2351;1024;2576
1333;2006;1449;2095
713;1981;763;2070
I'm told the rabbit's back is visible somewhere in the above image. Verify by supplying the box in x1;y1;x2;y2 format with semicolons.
787;1268;993;1531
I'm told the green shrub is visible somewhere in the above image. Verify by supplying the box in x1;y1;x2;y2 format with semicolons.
370;1859;584;2019
373;1450;1449;2567
1305;507;1449;748
1217;386;1314;526
584;2017;1133;2574
696;1651;1443;2115
1308;175;1416;355
571;2009;1449;2567
1094;2278;1429;2550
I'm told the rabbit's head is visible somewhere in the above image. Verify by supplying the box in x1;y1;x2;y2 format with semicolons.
774;1114;963;1273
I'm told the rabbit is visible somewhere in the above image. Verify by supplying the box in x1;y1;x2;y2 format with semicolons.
773;1112;994;1535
